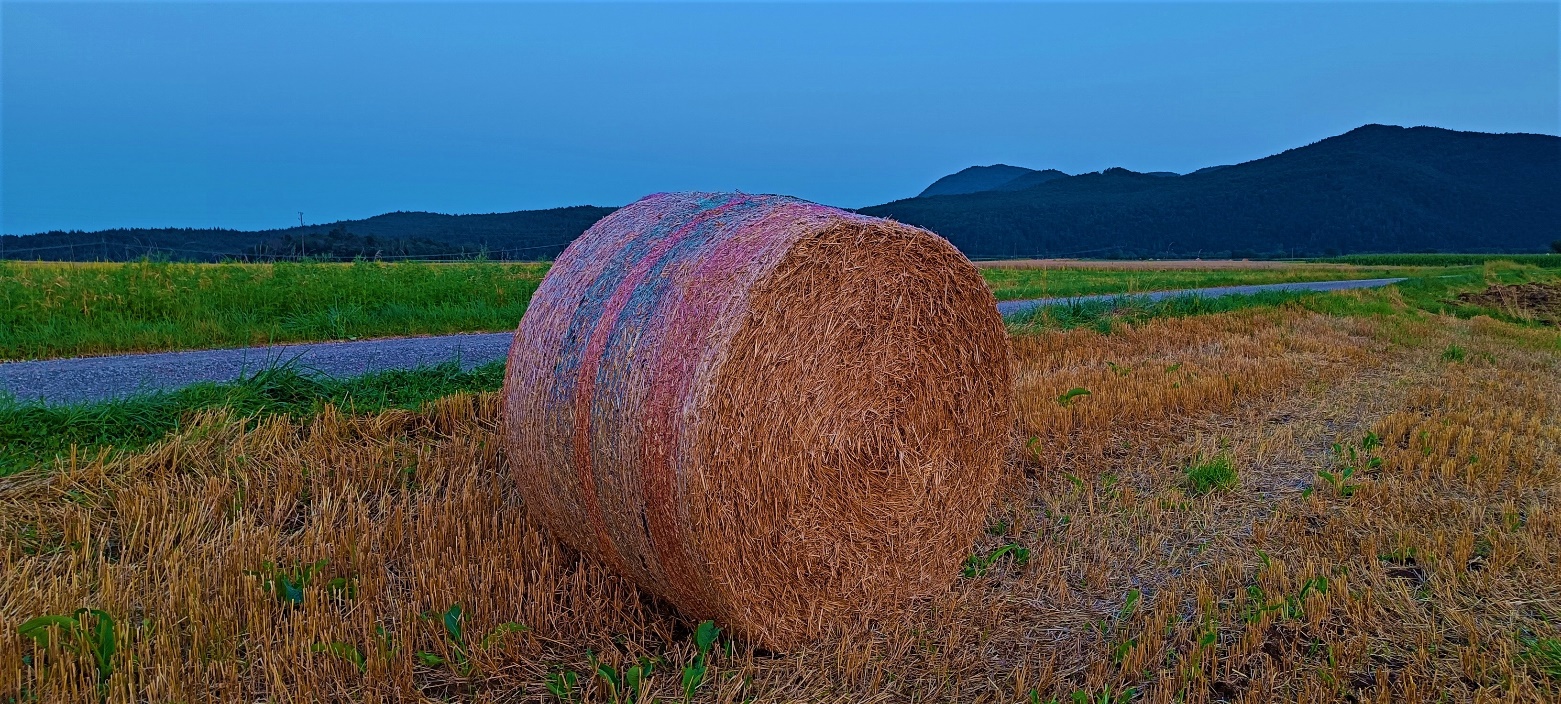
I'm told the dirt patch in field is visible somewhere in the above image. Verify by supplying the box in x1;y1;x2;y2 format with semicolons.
1455;282;1561;324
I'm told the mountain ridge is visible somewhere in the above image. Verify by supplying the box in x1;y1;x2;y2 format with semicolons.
5;124;1557;261
916;164;1049;197
864;124;1560;258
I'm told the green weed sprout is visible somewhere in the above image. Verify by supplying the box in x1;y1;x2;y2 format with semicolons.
963;543;1032;578
1319;434;1383;497
591;650;656;704
681;620;722;700
312;641;366;672
18;608;117;690
414;604;527;675
546;669;580;702
1057;387;1092;407
244;559;353;605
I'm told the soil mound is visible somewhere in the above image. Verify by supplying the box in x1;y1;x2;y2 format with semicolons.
1455;282;1561;324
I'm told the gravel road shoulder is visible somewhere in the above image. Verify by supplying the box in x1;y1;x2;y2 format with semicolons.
0;332;513;406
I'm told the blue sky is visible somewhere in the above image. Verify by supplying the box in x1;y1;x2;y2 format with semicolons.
3;2;1557;234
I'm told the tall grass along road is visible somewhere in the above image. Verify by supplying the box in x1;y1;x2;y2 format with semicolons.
3;278;1404;406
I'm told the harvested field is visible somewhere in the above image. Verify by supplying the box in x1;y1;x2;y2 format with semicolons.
6;305;1559;702
1454;282;1561;325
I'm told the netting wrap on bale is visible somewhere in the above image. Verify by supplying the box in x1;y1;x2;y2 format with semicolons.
502;192;1013;649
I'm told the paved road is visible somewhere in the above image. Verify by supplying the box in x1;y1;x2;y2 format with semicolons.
0;333;514;406
1;277;1404;406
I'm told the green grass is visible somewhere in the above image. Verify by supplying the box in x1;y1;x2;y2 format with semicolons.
0;360;505;476
1184;456;1238;495
1316;253;1561;268
0;259;547;361
1519;636;1561;681
979;264;1412;302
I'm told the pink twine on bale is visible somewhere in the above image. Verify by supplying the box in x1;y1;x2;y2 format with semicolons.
503;192;1013;649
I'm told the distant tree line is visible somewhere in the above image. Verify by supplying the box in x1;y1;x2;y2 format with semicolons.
0;206;615;263
241;227;476;261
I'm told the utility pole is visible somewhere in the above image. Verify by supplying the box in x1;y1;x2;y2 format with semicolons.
298;212;304;227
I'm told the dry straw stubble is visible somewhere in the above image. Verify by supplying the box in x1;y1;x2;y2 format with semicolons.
502;192;1014;649
6;307;1560;702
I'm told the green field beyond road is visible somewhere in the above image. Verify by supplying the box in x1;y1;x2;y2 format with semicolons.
977;263;1413;301
0;257;1543;361
0;260;547;361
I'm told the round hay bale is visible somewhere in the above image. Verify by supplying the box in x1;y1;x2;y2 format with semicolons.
502;192;1012;649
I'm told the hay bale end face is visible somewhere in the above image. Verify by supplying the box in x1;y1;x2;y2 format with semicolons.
502;192;1013;649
